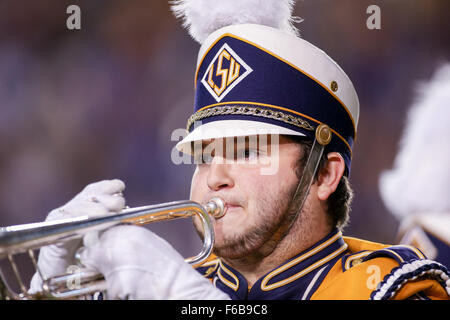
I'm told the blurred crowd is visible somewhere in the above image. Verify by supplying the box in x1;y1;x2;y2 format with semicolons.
0;0;449;258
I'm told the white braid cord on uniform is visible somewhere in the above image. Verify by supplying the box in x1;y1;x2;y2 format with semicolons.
371;259;450;300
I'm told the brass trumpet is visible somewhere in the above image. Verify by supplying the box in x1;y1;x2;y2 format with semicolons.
0;198;225;300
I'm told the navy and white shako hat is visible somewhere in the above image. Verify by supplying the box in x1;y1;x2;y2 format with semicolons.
173;2;359;174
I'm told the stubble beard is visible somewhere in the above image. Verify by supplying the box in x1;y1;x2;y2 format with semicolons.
210;181;300;260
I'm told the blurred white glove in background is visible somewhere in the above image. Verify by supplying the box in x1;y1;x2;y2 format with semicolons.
79;225;230;300
29;179;126;294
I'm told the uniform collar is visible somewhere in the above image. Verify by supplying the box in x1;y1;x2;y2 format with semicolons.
212;228;348;299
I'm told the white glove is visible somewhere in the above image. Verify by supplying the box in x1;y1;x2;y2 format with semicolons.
79;225;230;300
29;179;126;294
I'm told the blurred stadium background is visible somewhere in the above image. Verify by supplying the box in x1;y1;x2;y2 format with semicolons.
0;0;449;283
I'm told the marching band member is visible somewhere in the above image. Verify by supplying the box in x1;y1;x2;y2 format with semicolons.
379;63;450;269
30;0;449;300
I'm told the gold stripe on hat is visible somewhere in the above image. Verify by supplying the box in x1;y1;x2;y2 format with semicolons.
186;105;315;132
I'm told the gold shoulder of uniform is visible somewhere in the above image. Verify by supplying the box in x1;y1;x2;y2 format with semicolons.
311;236;450;300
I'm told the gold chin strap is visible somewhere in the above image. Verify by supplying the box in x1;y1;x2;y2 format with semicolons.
286;124;332;231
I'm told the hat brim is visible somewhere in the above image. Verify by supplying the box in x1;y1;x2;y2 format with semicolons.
175;119;306;155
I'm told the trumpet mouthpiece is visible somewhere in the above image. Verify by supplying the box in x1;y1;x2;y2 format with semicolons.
205;197;225;219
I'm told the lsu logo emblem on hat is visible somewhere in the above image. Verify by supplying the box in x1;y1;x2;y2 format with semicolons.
201;43;253;102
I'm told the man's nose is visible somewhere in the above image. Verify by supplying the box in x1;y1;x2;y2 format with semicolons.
206;156;234;191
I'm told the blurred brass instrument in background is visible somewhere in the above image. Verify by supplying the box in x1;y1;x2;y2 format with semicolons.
0;198;225;299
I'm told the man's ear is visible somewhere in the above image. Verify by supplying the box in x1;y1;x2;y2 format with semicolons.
316;152;345;201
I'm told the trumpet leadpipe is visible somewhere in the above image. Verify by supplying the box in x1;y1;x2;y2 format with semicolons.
0;198;224;258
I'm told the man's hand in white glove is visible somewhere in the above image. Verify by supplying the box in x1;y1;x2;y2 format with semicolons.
79;225;230;300
29;179;126;293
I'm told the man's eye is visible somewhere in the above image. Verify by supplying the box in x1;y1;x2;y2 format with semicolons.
237;148;259;160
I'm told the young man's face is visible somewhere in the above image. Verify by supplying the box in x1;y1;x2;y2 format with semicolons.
189;135;303;259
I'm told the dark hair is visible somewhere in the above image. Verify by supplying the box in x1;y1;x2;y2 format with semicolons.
288;136;354;230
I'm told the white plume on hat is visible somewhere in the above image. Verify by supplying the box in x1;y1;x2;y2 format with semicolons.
379;62;450;219
170;0;301;44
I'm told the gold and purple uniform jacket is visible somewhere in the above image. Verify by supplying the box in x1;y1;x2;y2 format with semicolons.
195;229;450;300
